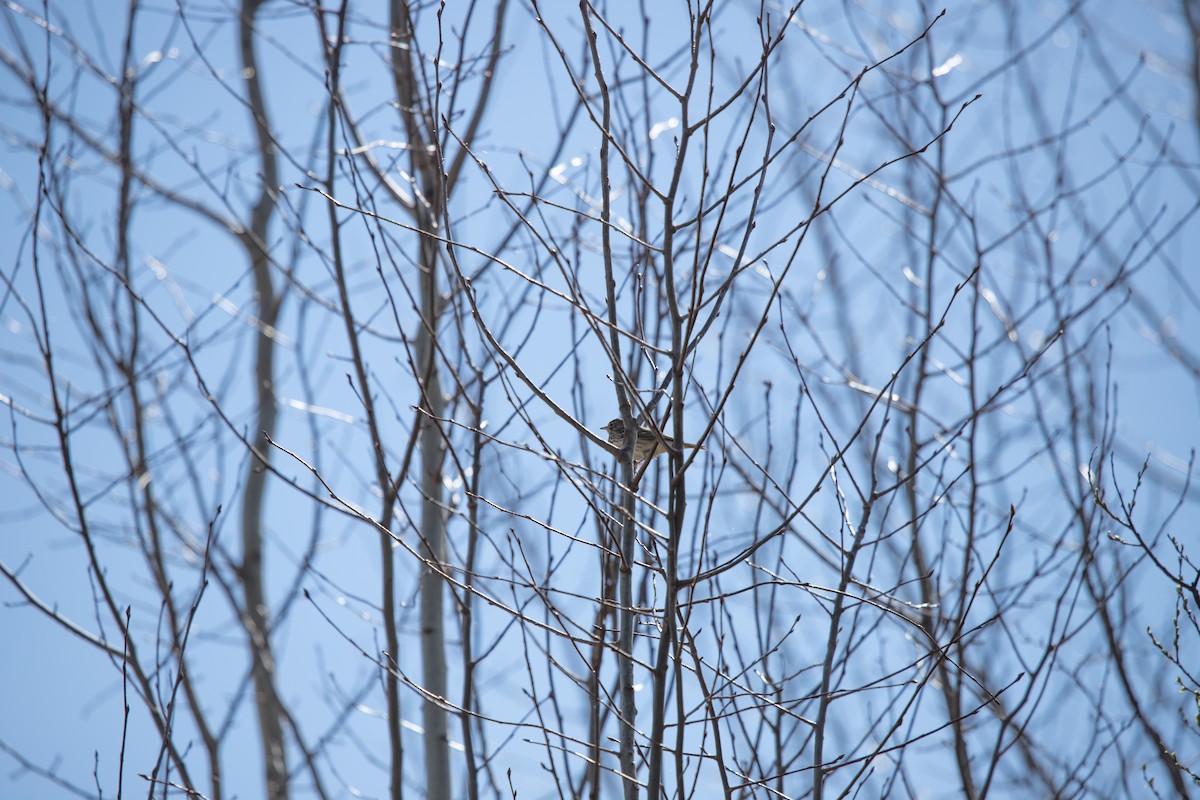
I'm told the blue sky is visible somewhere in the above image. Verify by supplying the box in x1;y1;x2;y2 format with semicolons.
2;1;1199;797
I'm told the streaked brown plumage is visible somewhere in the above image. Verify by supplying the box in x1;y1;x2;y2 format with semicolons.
601;418;706;461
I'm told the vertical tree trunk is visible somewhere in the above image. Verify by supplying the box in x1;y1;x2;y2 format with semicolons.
390;2;452;796
238;1;287;797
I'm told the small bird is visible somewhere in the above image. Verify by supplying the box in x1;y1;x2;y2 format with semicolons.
601;418;706;462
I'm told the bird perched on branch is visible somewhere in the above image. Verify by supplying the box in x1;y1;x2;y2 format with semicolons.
601;418;706;462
